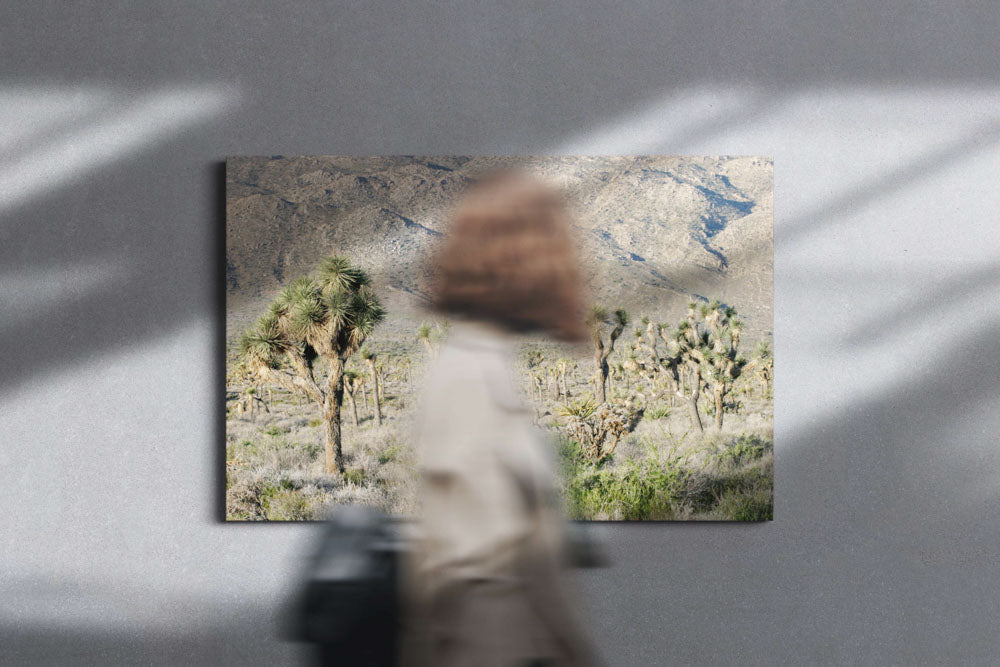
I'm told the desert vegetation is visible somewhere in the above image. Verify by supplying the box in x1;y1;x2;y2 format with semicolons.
226;155;773;521
226;255;773;521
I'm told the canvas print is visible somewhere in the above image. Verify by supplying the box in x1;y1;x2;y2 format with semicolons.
226;156;773;521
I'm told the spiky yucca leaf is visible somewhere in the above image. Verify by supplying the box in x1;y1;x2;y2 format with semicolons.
317;256;368;293
239;315;291;368
288;294;327;343
321;289;351;333
347;289;384;349
278;276;318;309
268;300;290;319
558;396;598;419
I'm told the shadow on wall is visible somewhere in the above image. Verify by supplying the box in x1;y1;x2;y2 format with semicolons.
0;85;238;397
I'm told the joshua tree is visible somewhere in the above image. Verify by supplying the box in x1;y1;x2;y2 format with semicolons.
239;256;384;473
651;300;748;433
586;306;629;403
343;369;361;426
555;358;572;398
361;347;382;427
754;341;773;397
670;314;708;434
695;302;748;430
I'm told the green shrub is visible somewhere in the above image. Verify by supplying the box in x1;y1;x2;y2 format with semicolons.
307;419;322;428
343;468;368;486
645;403;671;420
556;433;773;521
713;486;773;521
378;443;402;464
564;460;685;520
557;438;685;520
714;434;770;467
263;424;289;437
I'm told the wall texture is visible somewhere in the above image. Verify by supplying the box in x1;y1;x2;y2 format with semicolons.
2;2;999;664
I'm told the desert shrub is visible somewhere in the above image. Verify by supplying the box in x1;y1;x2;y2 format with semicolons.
557;438;685;520
556;432;773;521
714;433;769;467
225;478;285;520
567;462;684;520
228;437;322;470
263;424;289;437
378;443;402;464
644;403;671;420
343;468;368;486
691;434;774;519
265;489;320;521
712;486;773;521
558;398;643;462
307;419;322;428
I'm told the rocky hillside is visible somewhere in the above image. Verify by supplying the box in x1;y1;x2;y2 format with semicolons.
226;155;772;342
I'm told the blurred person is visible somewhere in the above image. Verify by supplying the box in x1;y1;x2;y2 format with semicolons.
405;171;600;666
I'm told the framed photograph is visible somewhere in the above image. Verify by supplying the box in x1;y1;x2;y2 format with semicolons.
226;156;773;521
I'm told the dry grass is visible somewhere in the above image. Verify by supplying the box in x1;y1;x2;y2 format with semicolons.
225;340;773;521
225;392;418;520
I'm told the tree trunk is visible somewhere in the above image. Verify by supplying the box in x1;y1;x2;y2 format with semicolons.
595;350;608;404
347;390;359;426
323;356;346;473
367;359;382;426
687;366;704;434
714;384;724;431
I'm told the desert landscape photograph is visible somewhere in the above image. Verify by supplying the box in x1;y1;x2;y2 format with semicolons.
225;155;773;521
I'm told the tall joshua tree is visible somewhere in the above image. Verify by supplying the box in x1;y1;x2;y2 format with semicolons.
699;303;747;431
239;256;384;473
670;311;710;434
586;306;629;404
656;300;747;433
360;347;382;427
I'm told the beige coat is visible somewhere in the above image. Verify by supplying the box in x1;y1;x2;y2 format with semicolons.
407;322;596;666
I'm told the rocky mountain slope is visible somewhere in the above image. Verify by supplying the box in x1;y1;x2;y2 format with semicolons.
226;155;772;343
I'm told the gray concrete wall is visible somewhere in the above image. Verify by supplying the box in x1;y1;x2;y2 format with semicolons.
2;2;999;664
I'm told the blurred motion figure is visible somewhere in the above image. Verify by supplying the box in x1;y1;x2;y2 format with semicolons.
407;172;599;666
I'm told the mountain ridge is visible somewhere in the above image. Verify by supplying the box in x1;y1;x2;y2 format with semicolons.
226;156;773;345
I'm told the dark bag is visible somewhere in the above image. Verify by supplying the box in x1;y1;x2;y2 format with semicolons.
291;505;402;666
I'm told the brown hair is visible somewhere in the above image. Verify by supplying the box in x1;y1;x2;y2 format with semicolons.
429;170;586;342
